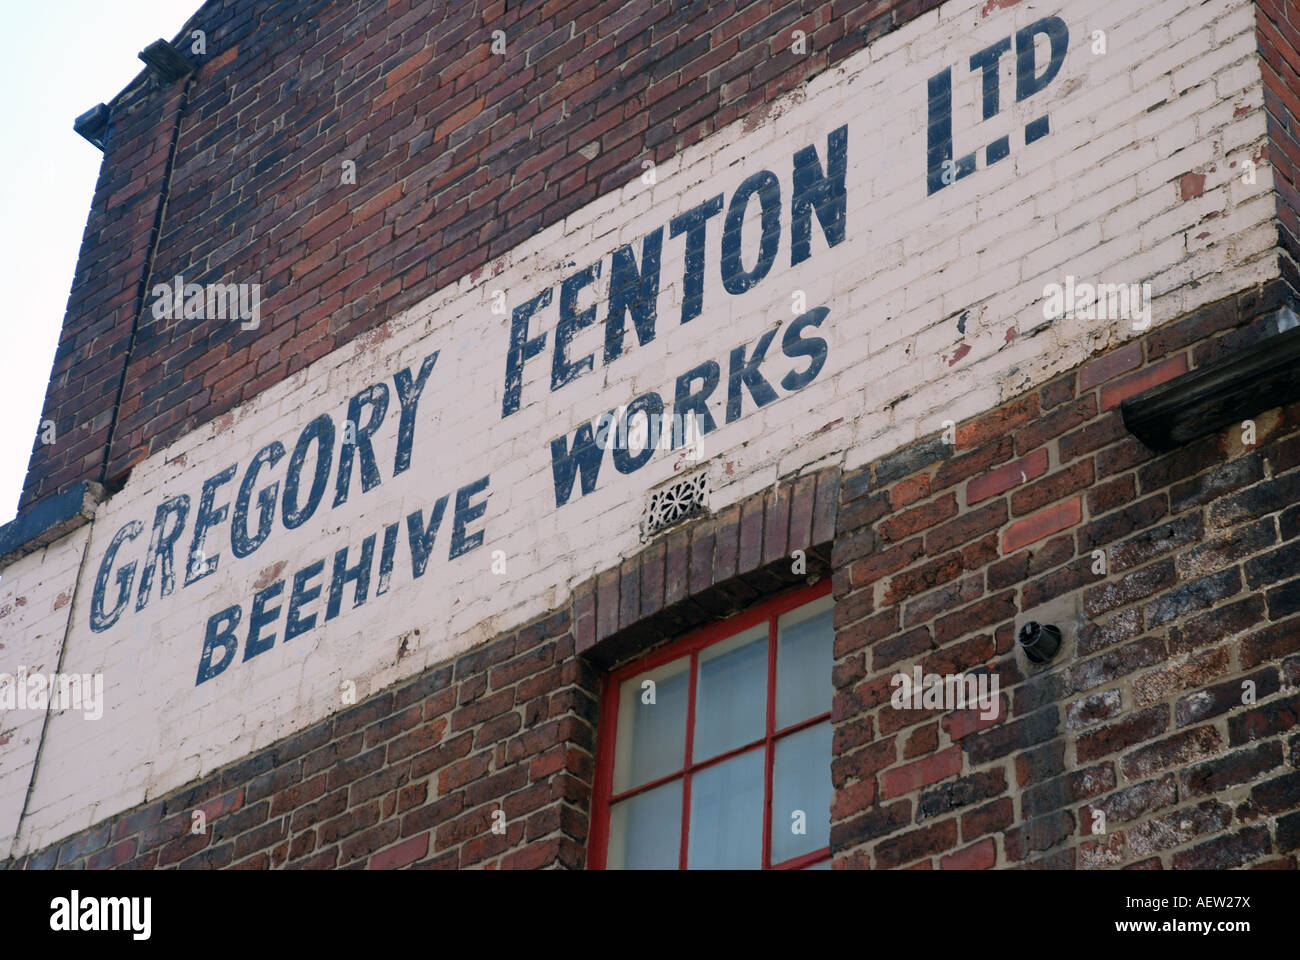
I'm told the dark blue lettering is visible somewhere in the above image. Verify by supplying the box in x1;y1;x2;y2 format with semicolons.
284;559;325;642
926;69;975;195
407;496;449;579
185;463;236;586
722;171;781;294
672;362;719;448
282;415;334;529
669;194;724;325
333;383;389;507
727;328;780;423
1016;17;1068;101
243;581;283;661
613;393;664;474
780;308;830;391
196;605;241;685
376;521;399;595
89;520;143;632
502;288;553;417
136;495;190;612
553;261;602;390
231;441;284;558
450;476;490;559
791;125;847;264
551;416;609;507
604;228;663;362
392;352;438;475
969;38;1011;120
326;534;376;621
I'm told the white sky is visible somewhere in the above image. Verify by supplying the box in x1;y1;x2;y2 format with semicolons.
0;1;198;525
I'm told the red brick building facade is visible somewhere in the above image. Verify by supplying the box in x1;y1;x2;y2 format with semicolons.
1;0;1298;870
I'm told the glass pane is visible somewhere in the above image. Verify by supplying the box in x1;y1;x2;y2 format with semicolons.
607;779;682;869
804;858;832;870
776;595;834;729
614;656;689;792
770;720;832;864
693;623;768;761
688;748;764;869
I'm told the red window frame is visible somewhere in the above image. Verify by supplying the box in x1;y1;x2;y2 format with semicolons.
589;579;834;870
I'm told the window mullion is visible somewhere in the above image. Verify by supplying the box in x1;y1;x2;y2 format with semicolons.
761;614;778;870
680;649;699;870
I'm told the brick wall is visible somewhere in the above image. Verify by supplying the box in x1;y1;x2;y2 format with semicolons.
1257;0;1300;261
20;0;944;513
6;0;1299;870
13;0;1282;857
828;282;1300;870
1;466;837;871
5;606;593;870
7;285;1300;869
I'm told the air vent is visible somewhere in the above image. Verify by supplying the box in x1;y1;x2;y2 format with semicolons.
641;470;709;541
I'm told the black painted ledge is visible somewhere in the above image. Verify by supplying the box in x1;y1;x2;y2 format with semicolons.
1122;306;1300;452
0;481;104;571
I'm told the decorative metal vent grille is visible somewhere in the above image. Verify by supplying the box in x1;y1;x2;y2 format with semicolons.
641;471;709;541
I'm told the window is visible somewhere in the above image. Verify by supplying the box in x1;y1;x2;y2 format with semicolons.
590;581;834;869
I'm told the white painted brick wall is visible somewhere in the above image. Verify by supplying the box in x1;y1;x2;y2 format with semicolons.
0;0;1280;857
0;529;90;860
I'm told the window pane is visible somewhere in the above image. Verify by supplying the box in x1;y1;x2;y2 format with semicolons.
614;656;689;792
776;595;834;729
688;748;764;869
693;624;768;761
608;779;682;869
770;720;832;864
804;859;832;870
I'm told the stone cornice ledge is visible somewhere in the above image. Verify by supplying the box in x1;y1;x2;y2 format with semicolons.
1122;307;1300;452
0;481;105;571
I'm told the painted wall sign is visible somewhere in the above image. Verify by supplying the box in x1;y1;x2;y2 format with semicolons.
85;125;849;688
0;0;1277;858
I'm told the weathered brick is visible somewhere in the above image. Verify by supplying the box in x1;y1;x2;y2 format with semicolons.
1183;742;1285;796
966;449;1049;506
1084;774;1178;825
873;818;959;869
880;746;962;800
1083;559;1177;618
1228;692;1300;746
1128;800;1233;857
1069;637;1166;693
1010;460;1094;517
1169;453;1265;513
1003;810;1074;862
1076;705;1169;763
1109;514;1203;573
1003;498;1082;554
1013;396;1096;457
961;797;1014;842
1171;826;1272;869
1240;617;1300;668
878;494;958;543
1175;668;1279;728
1120;726;1223;781
829;799;911;851
1021;764;1116;819
1169;595;1267;653
933;437;1015;491
965;706;1058;766
926;500;1008;556
1098;355;1189;410
1066;690;1123;730
939;837;996;870
1145;567;1242;628
1133;648;1230;708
